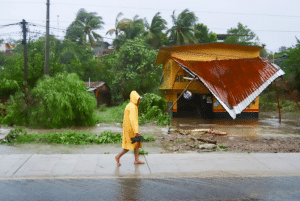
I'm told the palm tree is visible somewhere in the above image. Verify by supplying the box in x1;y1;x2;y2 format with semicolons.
65;8;104;47
144;12;167;49
112;15;145;49
106;12;125;38
167;9;198;45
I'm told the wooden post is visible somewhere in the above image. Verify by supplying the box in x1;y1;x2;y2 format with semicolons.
274;80;281;123
281;78;300;108
168;78;196;112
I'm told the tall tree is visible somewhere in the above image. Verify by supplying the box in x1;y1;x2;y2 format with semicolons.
224;22;259;46
113;15;145;49
194;23;217;43
109;37;162;100
65;8;104;47
280;39;300;91
167;9;198;45
106;12;124;38
144;12;167;49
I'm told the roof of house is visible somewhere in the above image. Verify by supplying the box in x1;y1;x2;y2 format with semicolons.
156;43;284;119
85;82;106;89
156;43;262;65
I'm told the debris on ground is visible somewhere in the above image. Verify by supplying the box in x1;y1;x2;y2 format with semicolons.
158;127;229;152
157;126;300;153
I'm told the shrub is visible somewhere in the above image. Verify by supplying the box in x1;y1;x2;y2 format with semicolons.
0;91;29;126
2;129;123;145
3;128;27;143
29;72;97;128
0;79;19;97
1;72;98;128
138;93;170;125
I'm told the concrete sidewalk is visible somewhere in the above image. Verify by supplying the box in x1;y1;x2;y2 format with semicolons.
0;153;299;179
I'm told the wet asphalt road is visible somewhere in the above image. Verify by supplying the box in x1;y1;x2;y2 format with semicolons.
1;176;300;201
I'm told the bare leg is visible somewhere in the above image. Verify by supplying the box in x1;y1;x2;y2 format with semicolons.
115;149;128;166
134;142;145;164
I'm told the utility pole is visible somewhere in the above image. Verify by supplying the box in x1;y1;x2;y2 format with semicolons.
44;0;50;75
21;19;28;91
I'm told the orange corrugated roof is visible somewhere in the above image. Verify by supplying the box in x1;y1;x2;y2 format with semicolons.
172;57;285;119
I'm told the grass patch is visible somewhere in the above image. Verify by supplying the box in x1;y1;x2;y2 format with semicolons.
259;92;300;112
1;129;122;145
1;128;155;145
96;101;129;123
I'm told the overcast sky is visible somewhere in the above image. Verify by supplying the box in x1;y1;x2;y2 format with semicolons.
1;0;300;52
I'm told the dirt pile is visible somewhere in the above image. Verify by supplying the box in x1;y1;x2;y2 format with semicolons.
157;127;300;153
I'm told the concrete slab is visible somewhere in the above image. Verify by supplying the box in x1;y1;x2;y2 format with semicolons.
273;153;300;169
144;154;181;174
51;155;79;176
13;154;61;177
249;153;298;172
0;154;32;177
171;154;268;172
0;153;299;179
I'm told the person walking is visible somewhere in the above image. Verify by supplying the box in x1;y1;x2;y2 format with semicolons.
115;91;145;166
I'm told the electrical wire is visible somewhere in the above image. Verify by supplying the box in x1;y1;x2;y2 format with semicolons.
1;1;300;18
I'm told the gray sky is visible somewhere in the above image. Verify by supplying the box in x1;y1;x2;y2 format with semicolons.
1;0;300;52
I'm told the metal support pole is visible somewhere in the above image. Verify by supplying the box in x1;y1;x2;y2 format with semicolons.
168;78;196;112
281;78;300;108
21;19;28;91
44;0;50;75
274;80;281;123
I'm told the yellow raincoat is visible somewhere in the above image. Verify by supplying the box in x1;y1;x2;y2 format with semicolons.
122;91;142;150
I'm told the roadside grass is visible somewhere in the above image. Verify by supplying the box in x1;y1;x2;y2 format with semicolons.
96;101;129;123
259;92;300;112
1;128;155;145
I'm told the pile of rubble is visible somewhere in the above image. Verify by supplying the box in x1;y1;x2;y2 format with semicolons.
158;128;228;152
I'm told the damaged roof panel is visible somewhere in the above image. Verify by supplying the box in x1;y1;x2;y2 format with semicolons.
172;57;285;119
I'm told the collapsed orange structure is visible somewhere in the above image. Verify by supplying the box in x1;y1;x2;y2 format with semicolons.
156;43;285;119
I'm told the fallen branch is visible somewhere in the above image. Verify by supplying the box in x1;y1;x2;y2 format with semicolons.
191;137;217;144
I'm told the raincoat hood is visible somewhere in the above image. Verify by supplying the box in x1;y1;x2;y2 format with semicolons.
130;91;140;105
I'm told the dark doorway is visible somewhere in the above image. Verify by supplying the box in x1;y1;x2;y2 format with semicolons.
176;93;213;118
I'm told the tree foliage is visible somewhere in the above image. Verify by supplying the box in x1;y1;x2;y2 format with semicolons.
194;23;217;43
107;37;162;100
280;44;300;91
1;72;98;128
224;22;259;46
167;9;198;45
144;12;168;49
65;8;104;47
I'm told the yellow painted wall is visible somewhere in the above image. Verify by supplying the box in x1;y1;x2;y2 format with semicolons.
212;97;259;112
159;44;261;114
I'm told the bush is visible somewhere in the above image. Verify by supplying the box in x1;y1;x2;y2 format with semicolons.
138;93;170;125
259;91;300;112
3;128;27;143
1;72;98;128
0;91;29;126
0;79;19;97
2;129;123;145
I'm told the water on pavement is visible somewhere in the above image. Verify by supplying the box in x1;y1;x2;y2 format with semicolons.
0;176;300;201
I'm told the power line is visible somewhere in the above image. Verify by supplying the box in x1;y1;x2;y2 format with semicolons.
1;1;300;18
0;22;20;28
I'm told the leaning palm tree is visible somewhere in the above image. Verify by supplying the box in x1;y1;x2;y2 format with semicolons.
65;8;104;47
167;9;198;45
112;15;145;49
106;12;125;38
144;12;167;49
